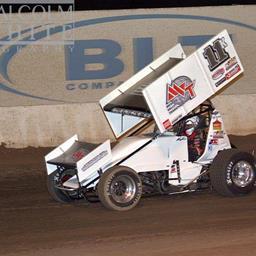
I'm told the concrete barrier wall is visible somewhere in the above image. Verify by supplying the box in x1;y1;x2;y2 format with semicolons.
0;94;255;148
0;5;255;147
0;103;114;147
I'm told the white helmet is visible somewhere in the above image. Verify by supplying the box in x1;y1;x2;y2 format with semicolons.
184;116;199;136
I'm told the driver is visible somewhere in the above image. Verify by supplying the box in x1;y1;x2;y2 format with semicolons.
183;116;204;161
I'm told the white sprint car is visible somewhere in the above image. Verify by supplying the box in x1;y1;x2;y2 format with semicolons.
46;30;256;211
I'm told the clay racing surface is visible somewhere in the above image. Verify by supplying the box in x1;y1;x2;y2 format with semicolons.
0;135;256;256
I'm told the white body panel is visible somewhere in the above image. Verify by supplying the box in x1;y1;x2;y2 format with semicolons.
76;140;112;183
121;135;188;172
109;136;152;165
110;134;203;186
169;161;202;186
119;135;203;186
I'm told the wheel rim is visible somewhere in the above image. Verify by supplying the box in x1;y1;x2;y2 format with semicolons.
110;175;137;204
231;161;255;188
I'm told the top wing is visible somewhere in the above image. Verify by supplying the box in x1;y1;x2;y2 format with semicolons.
142;30;243;133
100;30;243;137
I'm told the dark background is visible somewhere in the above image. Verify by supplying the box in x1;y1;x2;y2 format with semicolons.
0;0;255;13
76;0;256;10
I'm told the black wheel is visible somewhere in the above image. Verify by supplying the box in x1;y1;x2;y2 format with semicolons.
97;166;142;211
47;169;80;203
210;149;256;196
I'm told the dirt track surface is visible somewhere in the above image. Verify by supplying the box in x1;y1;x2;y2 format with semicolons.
0;135;256;256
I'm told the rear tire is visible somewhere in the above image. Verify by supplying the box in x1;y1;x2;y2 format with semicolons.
210;149;256;196
47;169;79;203
98;166;142;211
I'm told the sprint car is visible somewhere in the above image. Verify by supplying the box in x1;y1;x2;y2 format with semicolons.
46;30;256;211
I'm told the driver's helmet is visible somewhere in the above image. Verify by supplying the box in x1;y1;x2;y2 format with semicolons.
184;116;200;136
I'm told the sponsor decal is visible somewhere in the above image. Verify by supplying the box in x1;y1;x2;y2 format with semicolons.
81;150;108;172
111;107;152;118
210;138;219;145
72;149;86;161
169;160;181;182
163;119;172;130
213;119;224;139
203;37;229;71
225;56;238;71
213;119;222;131
212;67;225;80
226;161;234;185
208;141;213;151
170;165;177;174
225;64;241;80
213;131;224;139
169;160;179;177
215;76;226;87
176;137;186;141
166;76;196;114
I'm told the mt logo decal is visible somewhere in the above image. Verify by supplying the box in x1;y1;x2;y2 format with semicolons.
166;76;196;114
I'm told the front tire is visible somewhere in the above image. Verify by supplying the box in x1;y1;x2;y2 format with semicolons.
210;149;256;196
98;166;142;211
47;169;79;203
